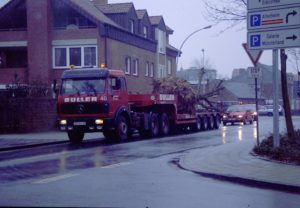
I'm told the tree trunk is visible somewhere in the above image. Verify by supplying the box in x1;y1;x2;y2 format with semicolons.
280;49;295;139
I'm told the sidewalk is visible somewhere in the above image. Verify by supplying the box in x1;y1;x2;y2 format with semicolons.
179;140;300;192
0;131;101;150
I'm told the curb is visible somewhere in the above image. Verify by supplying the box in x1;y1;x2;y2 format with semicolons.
177;157;300;194
0;141;68;152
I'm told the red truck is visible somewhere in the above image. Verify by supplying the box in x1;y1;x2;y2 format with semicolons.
57;68;221;143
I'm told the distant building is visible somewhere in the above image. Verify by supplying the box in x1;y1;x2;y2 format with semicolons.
0;0;179;94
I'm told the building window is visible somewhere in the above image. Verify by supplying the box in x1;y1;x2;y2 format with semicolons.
168;59;172;75
130;20;134;33
157;29;166;54
143;26;148;38
53;45;97;68
0;47;28;68
70;47;81;66
125;57;131;75
54;48;67;67
150;63;154;77
145;62;149;77
84;47;96;66
133;59;139;76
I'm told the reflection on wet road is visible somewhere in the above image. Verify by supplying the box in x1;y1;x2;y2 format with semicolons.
0;117;299;183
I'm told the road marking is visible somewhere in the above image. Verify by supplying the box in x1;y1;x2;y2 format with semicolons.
101;162;132;169
33;173;79;184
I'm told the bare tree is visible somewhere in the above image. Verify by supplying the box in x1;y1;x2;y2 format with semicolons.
203;0;247;30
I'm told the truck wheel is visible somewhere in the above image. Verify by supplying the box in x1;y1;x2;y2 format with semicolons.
208;116;214;129
115;115;129;142
223;121;227;126
150;113;159;137
159;113;170;136
68;130;84;144
193;116;202;132
214;115;221;129
201;116;208;131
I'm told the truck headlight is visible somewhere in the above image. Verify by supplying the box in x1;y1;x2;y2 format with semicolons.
238;115;243;118
60;120;67;125
95;119;104;125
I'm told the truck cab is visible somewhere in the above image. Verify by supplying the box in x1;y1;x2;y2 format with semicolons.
57;68;131;143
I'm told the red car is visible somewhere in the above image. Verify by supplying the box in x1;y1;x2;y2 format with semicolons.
222;105;255;126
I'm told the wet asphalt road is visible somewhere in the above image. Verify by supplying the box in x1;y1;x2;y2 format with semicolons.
0;117;300;207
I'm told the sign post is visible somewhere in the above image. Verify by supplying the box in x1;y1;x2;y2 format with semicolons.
243;43;263;146
273;49;280;148
248;66;261;146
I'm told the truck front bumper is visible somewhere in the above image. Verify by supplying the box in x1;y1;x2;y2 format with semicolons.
59;117;114;132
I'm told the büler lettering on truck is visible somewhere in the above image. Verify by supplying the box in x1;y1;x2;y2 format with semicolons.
64;97;98;103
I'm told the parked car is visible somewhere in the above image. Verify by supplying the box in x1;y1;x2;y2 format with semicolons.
222;104;255;126
258;105;283;116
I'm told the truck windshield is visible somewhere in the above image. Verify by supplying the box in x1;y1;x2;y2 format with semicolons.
61;78;106;96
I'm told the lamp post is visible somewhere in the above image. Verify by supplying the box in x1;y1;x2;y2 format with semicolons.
176;25;212;71
202;49;205;68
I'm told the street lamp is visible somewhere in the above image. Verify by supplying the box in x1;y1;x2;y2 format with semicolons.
176;25;212;71
201;49;205;68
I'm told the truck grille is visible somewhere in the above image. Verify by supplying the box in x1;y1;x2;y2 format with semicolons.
61;103;109;115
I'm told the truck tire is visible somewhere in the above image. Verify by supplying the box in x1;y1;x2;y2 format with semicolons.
214;115;221;129
201;116;208;131
208;116;214;129
150;113;159;137
159;113;170;136
193;116;202;132
68;130;84;144
115;115;129;142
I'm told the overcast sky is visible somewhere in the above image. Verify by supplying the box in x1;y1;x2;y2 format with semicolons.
0;0;276;78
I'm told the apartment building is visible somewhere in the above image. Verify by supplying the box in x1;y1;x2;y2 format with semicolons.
0;0;179;93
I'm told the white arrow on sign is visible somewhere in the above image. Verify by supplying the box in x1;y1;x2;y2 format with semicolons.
248;0;300;10
248;27;300;50
242;43;263;66
248;7;300;30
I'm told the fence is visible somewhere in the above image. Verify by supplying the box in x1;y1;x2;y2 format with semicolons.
0;97;57;133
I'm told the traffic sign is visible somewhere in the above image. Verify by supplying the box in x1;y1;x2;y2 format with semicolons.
242;43;263;65
248;66;261;78
248;0;300;11
248;7;300;30
248;27;300;49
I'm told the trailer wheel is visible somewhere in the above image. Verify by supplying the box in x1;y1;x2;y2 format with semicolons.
150;113;159;137
159;113;170;136
208;116;215;129
193;116;202;132
201;116;208;131
115;115;129;142
214;115;221;129
68;130;84;144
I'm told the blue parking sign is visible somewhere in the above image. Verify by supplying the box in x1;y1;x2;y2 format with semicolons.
250;14;261;27
250;35;261;47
